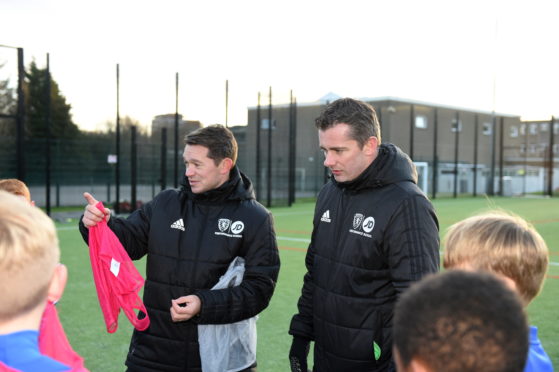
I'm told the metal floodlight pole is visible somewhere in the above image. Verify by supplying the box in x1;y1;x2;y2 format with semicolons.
548;116;555;196
131;126;137;212
16;47;25;181
377;105;382;132
45;53;52;216
288;90;294;206
473;114;479;196
266;86;272;208
115;63;121;213
489;115;497;196
255;92;261;201
409;104;415;160
453;111;460;198
0;45;25;180
498;117;504;196
323;101;330;185
431;108;438;199
288;93;297;206
523;122;528;195
489;17;498;197
174;72;179;188
225;79;229;128
161;127;167;191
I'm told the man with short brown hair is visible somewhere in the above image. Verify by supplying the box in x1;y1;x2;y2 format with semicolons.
80;125;280;371
289;98;440;371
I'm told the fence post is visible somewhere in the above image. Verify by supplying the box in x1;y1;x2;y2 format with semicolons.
431;108;438;199
161;127;167;191
131;126;137;212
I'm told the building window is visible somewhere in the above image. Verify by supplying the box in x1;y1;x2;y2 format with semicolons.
540;123;548;132
260;118;276;130
520;124;526;136
510;126;519;138
451;119;462;133
554;144;559;154
554;123;559;135
529;144;537;153
415;115;428;129
527;169;540;177
529;123;538;135
520;144;526;153
483;122;492;135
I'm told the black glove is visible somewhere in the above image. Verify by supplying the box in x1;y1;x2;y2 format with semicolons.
289;336;311;372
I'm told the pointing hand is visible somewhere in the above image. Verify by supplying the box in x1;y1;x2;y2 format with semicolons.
82;192;111;228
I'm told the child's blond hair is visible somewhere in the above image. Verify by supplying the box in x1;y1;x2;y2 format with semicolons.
443;211;548;305
0;191;59;320
0;178;31;202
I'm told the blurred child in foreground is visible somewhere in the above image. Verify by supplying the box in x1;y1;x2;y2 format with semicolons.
444;211;553;372
0;191;70;371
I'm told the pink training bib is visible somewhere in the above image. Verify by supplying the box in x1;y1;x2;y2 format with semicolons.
39;301;87;371
88;202;150;333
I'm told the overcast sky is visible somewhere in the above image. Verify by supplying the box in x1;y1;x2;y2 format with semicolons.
0;0;557;132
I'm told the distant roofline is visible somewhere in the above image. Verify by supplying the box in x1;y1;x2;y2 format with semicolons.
360;96;519;118
248;95;520;118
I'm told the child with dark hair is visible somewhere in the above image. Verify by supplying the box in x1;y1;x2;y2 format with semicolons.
393;270;529;372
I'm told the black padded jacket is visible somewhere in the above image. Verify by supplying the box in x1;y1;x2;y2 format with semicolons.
289;144;440;371
79;167;280;372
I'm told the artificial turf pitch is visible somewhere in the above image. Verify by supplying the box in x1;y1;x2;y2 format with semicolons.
55;196;559;371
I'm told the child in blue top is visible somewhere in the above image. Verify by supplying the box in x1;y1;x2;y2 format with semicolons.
0;191;70;372
443;211;554;372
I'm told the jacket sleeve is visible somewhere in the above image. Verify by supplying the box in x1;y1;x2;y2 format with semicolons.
288;205;320;341
384;194;440;295
194;211;280;324
78;201;153;260
287;235;316;341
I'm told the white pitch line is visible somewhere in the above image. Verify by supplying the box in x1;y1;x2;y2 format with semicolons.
277;236;311;243
56;227;559;268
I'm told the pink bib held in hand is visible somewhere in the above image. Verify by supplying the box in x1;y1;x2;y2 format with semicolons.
88;202;150;333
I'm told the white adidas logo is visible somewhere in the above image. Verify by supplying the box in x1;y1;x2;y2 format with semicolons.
320;210;331;223
170;218;185;231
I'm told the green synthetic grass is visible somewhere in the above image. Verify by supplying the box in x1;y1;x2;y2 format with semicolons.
56;196;559;371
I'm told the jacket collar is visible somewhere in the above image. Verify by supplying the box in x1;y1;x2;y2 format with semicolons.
332;143;417;193
181;166;255;203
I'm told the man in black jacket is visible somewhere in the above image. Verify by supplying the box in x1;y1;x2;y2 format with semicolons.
80;125;280;372
288;98;440;372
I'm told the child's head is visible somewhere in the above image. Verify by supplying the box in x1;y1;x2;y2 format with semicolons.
0;178;31;202
0;191;64;323
443;211;548;305
393;270;528;372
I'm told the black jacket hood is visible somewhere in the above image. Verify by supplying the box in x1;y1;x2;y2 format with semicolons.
181;165;255;203
333;143;418;192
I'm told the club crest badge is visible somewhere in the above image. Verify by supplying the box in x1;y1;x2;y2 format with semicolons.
218;218;231;232
353;213;364;230
215;218;244;238
349;213;374;238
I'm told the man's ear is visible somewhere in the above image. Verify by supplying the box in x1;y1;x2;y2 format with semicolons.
219;158;234;174
364;136;379;156
394;347;432;372
47;264;68;304
408;358;432;372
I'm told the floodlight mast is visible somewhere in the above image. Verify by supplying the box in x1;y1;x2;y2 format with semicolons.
0;44;25;181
